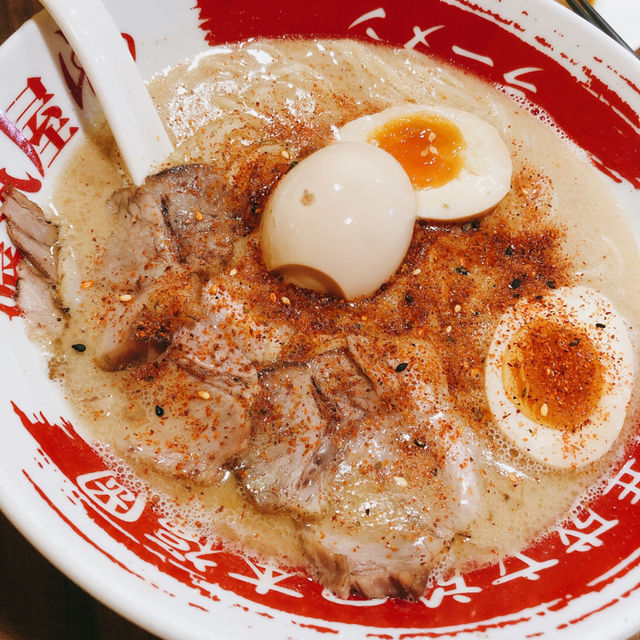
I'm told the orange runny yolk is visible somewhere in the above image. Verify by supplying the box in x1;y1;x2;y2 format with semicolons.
368;114;465;189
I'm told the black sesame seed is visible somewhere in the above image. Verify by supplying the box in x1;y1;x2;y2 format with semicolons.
433;468;439;476
405;293;414;305
596;322;606;329
155;405;164;417
71;343;86;352
509;278;521;289
534;295;543;300
395;362;408;372
569;338;580;347
414;438;426;448
455;266;469;275
365;508;370;516
505;245;514;257
546;280;557;289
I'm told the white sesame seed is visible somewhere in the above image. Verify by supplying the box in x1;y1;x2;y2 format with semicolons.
118;294;132;302
229;268;238;277
540;403;549;417
394;476;408;488
445;325;452;334
412;268;422;276
454;304;462;313
281;296;291;306
197;390;211;400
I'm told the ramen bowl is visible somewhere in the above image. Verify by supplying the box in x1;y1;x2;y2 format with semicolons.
1;1;639;638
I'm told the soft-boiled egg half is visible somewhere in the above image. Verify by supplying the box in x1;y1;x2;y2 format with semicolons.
485;287;635;468
338;104;512;221
260;141;416;300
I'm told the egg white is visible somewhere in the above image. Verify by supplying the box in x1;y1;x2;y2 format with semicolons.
338;104;512;222
484;286;635;468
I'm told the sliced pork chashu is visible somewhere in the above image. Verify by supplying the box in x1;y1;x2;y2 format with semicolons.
111;360;252;483
235;335;482;599
1;187;65;336
93;164;242;370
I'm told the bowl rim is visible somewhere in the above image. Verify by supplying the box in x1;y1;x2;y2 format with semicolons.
0;1;639;639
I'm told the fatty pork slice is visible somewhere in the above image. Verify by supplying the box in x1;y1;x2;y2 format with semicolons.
118;360;252;483
236;333;481;599
1;187;65;336
95;164;240;370
302;336;481;599
235;362;333;517
114;164;238;276
3;187;58;281
170;281;294;395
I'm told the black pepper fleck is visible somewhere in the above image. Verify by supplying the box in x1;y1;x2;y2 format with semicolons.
462;219;480;232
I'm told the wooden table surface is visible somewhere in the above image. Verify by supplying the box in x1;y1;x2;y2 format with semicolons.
0;8;157;640
1;2;639;640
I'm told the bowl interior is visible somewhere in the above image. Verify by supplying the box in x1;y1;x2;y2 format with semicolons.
0;1;639;638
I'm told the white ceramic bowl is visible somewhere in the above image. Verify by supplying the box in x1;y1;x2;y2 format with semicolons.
0;1;639;638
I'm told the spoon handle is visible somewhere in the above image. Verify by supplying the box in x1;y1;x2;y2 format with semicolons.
41;0;173;185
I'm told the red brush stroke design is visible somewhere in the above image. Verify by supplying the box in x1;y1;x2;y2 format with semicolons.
11;400;640;633
22;470;145;580
0;242;21;319
194;0;640;189
0;108;44;177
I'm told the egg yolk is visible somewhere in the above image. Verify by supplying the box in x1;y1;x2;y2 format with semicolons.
501;319;604;432
368;114;465;189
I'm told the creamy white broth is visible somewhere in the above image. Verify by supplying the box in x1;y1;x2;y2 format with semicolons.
42;39;640;585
